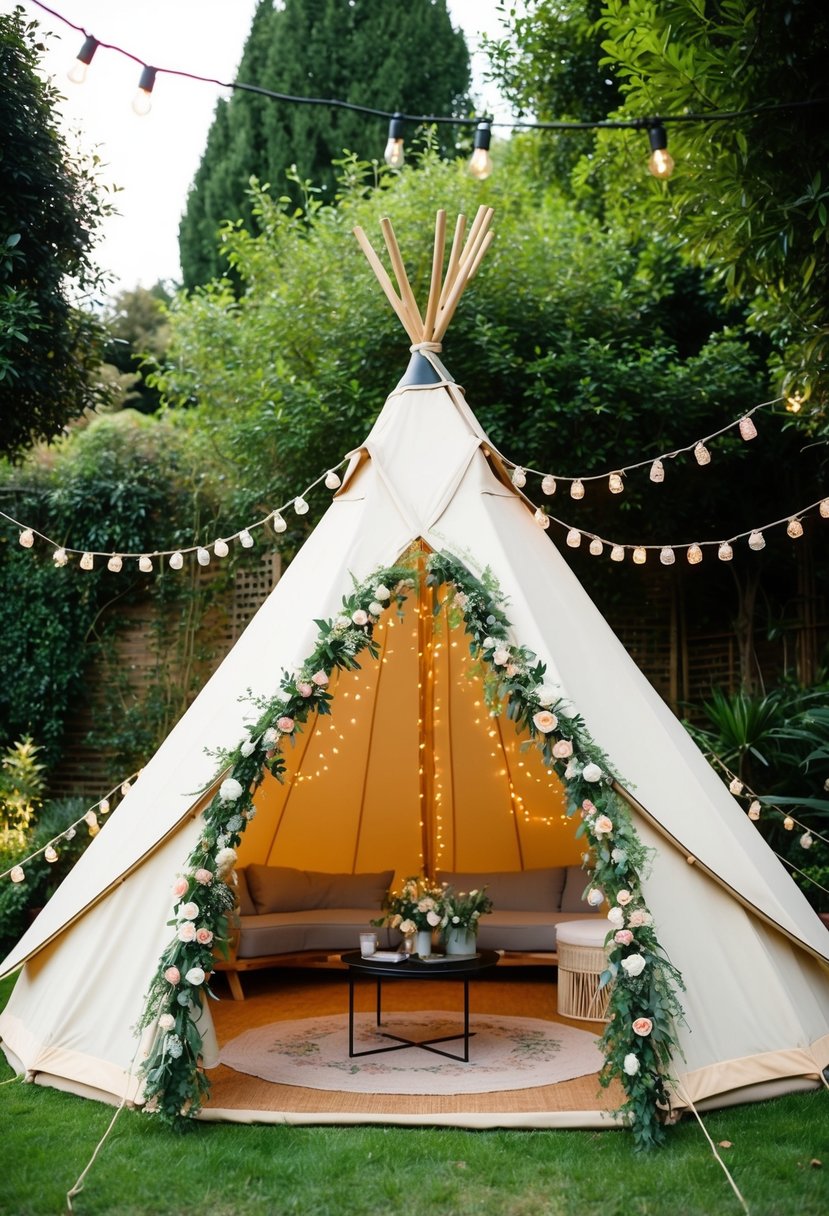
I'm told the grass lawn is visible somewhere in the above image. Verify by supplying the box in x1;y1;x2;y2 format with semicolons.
1;975;826;1216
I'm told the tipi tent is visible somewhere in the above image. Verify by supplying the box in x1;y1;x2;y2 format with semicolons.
1;209;828;1137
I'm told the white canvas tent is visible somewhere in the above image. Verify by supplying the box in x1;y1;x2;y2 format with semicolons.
1;210;828;1129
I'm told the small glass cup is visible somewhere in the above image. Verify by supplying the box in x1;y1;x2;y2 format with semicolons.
359;932;377;957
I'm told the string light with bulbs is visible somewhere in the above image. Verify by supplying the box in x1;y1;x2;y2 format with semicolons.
507;396;783;500
529;495;829;565
26;1;829;182
1;770;141;886
704;752;829;899
3;460;347;574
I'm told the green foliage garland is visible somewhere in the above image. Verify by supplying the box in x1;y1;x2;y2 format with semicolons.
137;553;684;1147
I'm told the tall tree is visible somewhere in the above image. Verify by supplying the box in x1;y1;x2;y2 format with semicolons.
488;0;829;404
0;8;109;458
179;0;471;288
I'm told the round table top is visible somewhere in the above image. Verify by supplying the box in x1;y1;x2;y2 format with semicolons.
341;949;500;977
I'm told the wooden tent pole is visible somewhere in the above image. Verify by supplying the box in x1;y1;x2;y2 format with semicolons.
380;217;424;337
352;225;416;340
423;209;447;340
438;213;468;312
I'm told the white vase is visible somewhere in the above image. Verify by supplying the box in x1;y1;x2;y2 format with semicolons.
415;929;433;958
444;925;477;956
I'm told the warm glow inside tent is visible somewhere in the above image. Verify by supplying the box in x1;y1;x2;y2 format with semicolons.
1;208;827;1132
241;583;576;879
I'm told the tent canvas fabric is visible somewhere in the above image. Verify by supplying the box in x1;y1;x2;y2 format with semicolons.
2;217;829;1128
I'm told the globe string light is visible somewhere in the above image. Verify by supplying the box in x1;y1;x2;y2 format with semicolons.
1;769;142;885
507;396;782;496
529;496;829;564
2;458;348;573
703;752;829;901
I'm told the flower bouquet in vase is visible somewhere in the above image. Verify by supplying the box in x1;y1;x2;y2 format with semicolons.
440;885;493;955
373;876;444;956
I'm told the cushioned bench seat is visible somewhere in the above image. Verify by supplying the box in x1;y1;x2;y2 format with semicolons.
236;908;393;958
217;862;602;999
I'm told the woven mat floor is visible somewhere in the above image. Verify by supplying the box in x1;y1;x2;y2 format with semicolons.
207;965;620;1116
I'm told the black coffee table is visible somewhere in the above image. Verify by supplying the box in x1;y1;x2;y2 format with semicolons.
341;949;500;1062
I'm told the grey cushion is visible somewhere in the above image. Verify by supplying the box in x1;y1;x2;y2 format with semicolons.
236;910;393;958
246;865;317;913
560;865;600;913
244;865;393;915
436;867;566;912
476;911;598;952
306;869;394;909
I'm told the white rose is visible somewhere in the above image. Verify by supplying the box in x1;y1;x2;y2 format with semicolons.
240;739;255;757
482;637;495;650
558;703;578;719
179;901;199;920
158;1013;175;1031
611;848;627;864
219;777;243;803
374;584;391;601
607;906;624;927
493;647;510;666
369;601;383;616
621;954;647;977
263;727;278;746
536;684;558;707
586;888;604;907
215;847;237;874
616;889;633;906
623;1053;640;1076
185;966;206;986
582;763;603;783
426;910;442;927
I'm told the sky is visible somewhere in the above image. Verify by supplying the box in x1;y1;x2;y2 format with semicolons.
7;0;513;294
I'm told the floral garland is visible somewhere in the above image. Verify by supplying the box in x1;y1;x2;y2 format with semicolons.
425;551;685;1149
137;550;684;1148
136;563;415;1125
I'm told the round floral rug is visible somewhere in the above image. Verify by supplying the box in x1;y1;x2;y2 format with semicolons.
218;1012;604;1095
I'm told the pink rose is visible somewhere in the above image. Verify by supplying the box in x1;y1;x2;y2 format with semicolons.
506;663;519;676
352;609;368;626
172;877;188;898
628;909;648;928
195;927;214;946
177;922;197;942
632;1017;653;1037
582;799;596;815
296;681;313;697
552;739;573;759
164;966;180;984
193;868;213;885
277;716;295;733
594;815;614;836
493;647;510;665
614;929;634;946
311;670;329;686
179;901;199;920
533;710;558;734
616;889;633;906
